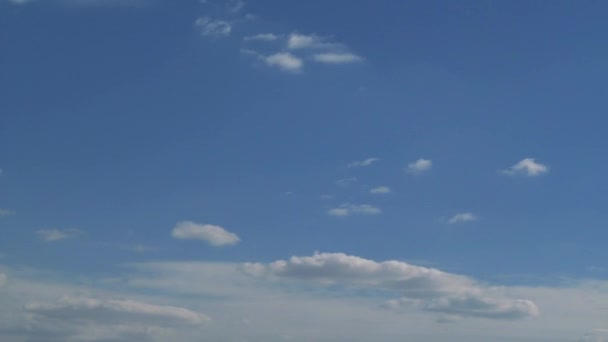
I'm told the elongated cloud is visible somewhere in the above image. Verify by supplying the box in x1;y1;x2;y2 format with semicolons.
25;296;209;325
347;158;379;168
448;213;477;224
370;186;391;194
313;52;363;64
244;252;539;320
172;221;240;246
502;158;548;176
244;33;279;41
37;229;81;242
327;203;381;217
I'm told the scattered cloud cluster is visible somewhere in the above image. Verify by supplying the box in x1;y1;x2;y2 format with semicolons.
407;158;433;174
244;252;539;320
448;212;478;224
327;203;381;217
502;158;549;176
171;221;240;246
37;228;81;242
244;32;364;72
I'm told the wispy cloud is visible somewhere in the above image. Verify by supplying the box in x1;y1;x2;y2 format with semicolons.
370;186;391;194
195;17;232;38
313;52;363;64
171;221;240;246
226;0;245;12
320;194;334;200
347;157;378;168
37;229;81;242
448;212;478;224
406;158;432;174
244;33;279;41
327;203;381;217
264;52;303;72
335;177;357;187
502;158;549;176
286;33;340;50
0;209;15;217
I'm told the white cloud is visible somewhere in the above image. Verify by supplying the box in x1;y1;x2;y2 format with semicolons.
448;213;477;224
5;259;608;341
370;186;391;194
0;273;6;286
327;203;381;217
171;221;240;246
194;17;231;37
407;158;432;174
502;158;549;176
313;52;363;64
264;52;303;72
0;209;15;217
244;33;279;41
37;229;81;242
244;252;538;320
347;158;379;168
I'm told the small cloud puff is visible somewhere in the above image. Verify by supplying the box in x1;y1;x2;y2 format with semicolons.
502;158;548;176
407;158;432;174
264;52;303;72
172;221;240;246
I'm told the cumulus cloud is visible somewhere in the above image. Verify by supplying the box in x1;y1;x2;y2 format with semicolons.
407;158;432;174
171;221;240;246
244;252;539;320
327;203;381;217
502;158;549;176
347;158;379;168
448;213;477;224
370;186;391;194
195;17;232;37
0;209;15;217
244;33;279;41
313;52;363;64
37;229;81;242
264;52;303;72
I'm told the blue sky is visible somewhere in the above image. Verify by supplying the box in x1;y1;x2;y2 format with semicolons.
2;1;608;341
